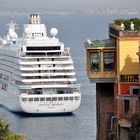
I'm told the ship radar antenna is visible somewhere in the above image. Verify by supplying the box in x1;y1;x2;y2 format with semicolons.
50;28;58;38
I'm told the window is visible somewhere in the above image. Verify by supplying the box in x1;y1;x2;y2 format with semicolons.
46;98;51;101
124;100;130;113
40;97;45;101
29;98;33;101
20;89;27;93
35;88;43;94
52;97;57;101
22;98;27;101
58;97;63;101
70;97;73;100
27;46;60;51
104;52;115;71
91;52;100;72
34;98;39;101
64;97;69;101
57;90;64;94
75;96;80;100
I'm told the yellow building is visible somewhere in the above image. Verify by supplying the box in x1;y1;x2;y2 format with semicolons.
85;20;140;140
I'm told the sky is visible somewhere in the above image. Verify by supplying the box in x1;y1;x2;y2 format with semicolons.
0;0;139;10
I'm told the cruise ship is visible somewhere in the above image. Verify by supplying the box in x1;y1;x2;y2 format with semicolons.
0;14;81;114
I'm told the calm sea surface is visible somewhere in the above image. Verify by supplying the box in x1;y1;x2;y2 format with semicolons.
0;14;139;140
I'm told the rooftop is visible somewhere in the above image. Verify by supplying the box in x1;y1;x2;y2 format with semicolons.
109;18;140;37
85;39;116;48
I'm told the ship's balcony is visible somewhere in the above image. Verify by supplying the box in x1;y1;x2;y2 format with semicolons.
109;23;140;38
85;39;116;83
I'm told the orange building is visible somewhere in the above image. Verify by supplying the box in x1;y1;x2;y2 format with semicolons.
85;21;140;140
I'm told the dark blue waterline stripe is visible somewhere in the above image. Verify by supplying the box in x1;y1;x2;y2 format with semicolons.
0;104;73;116
0;104;21;113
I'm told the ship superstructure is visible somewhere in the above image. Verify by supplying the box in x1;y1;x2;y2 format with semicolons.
0;14;81;114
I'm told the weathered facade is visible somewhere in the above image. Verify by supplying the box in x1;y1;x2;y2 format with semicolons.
85;22;140;140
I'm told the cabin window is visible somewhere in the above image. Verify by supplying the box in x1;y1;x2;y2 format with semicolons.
46;98;51;101
90;52;100;72
20;89;27;93
103;52;115;71
22;98;27;101
58;97;63;101
124;99;130;113
40;97;45;101
29;98;33;101
35;88;43;94
70;97;73;100
52;97;57;101
75;96;80;100
57;90;64;94
64;97;69;100
34;98;39;101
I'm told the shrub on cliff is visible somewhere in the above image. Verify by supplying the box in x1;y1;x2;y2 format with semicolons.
0;119;26;140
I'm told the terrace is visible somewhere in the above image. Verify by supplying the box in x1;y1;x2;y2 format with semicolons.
109;18;140;37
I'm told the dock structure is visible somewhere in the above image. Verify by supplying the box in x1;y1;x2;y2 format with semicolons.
85;19;140;140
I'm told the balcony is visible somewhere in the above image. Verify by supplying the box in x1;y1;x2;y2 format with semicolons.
85;39;116;83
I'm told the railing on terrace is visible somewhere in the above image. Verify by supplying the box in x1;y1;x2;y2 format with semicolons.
109;23;140;37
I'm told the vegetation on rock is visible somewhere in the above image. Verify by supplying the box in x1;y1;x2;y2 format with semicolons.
0;119;26;140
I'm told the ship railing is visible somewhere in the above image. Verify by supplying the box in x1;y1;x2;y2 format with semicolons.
20;87;80;95
20;57;72;62
29;81;70;86
23;81;80;89
21;70;74;73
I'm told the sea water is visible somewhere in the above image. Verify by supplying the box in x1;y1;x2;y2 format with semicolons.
0;14;139;140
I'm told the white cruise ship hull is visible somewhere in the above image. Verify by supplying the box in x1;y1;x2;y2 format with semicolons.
0;62;81;114
0;82;22;112
19;93;81;114
0;81;81;114
0;14;81;115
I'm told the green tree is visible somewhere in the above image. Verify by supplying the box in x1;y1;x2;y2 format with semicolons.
114;19;125;25
0;119;26;140
132;18;140;30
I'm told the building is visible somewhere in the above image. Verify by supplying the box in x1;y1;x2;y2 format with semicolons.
85;20;140;140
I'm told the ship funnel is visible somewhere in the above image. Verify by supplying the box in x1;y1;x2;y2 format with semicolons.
29;14;41;24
